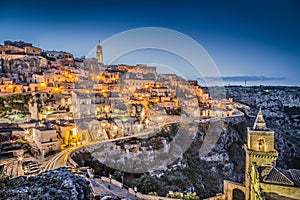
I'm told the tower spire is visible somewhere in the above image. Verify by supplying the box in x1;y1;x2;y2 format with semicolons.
96;40;103;63
253;108;267;130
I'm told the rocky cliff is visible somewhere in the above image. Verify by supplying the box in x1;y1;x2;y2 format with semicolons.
0;168;91;200
72;116;249;198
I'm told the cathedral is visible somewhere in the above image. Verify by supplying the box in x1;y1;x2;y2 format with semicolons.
210;109;300;200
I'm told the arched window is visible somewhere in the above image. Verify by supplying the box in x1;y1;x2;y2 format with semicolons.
258;138;265;151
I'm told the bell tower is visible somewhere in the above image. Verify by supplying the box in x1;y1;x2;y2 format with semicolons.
96;40;103;64
244;109;278;200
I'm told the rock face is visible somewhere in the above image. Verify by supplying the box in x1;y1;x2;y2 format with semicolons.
0;168;91;200
72;117;248;198
162;116;248;198
226;86;300;169
72;86;300;199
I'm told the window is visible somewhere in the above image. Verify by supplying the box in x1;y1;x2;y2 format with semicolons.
258;138;265;151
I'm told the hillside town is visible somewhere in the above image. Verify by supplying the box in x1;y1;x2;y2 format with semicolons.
1;40;299;200
0;40;245;176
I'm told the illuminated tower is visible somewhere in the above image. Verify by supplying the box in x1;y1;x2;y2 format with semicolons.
244;109;278;200
96;40;103;64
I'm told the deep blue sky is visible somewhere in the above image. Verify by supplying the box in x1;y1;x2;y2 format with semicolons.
1;0;300;85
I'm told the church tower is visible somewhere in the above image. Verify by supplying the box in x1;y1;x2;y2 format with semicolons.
244;109;278;200
96;40;103;64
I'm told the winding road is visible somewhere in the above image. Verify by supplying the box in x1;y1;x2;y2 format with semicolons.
42;116;231;172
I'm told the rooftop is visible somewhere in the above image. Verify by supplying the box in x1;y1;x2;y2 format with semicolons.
259;166;300;187
253;108;269;131
35;127;55;131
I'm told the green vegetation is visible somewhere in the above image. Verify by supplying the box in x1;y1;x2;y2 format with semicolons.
16;138;31;153
283;106;300;116
166;192;199;200
183;192;200;200
148;191;158;196
0;94;32;117
133;174;160;194
167;191;183;199
0;177;9;188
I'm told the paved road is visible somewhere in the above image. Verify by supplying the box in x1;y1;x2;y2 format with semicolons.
42;115;241;172
42;124;164;172
43;147;77;171
42;116;217;172
90;178;140;200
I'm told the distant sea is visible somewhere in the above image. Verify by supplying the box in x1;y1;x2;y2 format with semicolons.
197;77;300;87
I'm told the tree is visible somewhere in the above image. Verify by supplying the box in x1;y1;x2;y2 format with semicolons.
166;191;183;199
148;191;158;196
184;192;199;200
133;174;159;194
16;138;31;152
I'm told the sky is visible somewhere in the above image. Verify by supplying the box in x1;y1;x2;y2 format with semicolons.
1;0;300;85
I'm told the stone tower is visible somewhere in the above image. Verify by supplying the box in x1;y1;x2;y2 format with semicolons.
29;102;39;120
96;40;103;64
244;109;278;200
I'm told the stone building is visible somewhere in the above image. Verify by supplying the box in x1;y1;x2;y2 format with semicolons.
121;72;156;91
24;46;42;55
96;40;103;64
0;40;41;56
4;40;32;48
210;109;300;200
71;91;107;119
32;127;61;156
42;50;74;66
118;64;157;75
201;108;233;118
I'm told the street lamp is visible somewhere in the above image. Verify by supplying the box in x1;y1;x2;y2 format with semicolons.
25;129;30;135
18;155;23;164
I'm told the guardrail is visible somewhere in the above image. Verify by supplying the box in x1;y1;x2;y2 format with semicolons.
66;154;79;168
99;176;180;200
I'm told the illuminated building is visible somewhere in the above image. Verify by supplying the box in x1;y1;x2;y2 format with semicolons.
96;40;103;64
209;109;300;200
32;127;61;156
